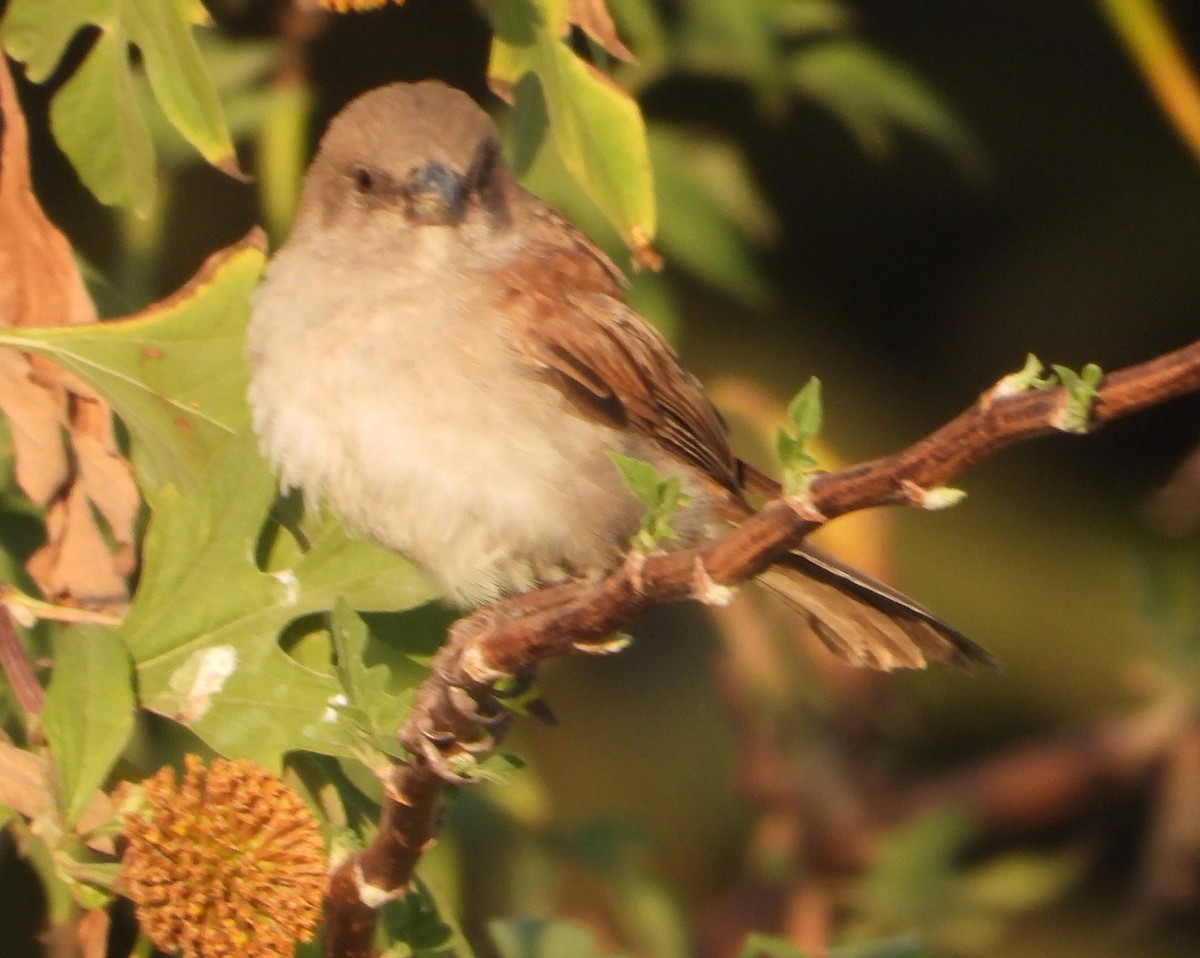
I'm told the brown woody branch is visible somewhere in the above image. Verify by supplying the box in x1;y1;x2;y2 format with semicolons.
324;339;1200;958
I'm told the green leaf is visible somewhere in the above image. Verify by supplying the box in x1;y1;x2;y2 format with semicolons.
490;0;656;257
41;627;135;826
607;452;690;551
993;353;1054;395
676;0;788;103
329;599;419;760
854;808;975;932
0;234;264;499
3;232;436;763
957;852;1078;913
829;939;928;958
2;0;237;213
738;932;811;958
491;919;629;958
789;41;985;176
648;125;775;306
380;876;456;957
3;236;437;768
121;428;435;768
775;377;823;496
1051;363;1103;434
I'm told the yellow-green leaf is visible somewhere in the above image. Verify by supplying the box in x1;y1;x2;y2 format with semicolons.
2;0;238;213
490;0;656;260
0;233;265;499
41;627;135;826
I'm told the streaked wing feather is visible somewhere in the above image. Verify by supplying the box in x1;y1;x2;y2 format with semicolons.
502;237;739;488
493;216;990;673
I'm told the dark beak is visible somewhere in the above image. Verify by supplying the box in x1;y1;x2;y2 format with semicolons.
404;161;465;226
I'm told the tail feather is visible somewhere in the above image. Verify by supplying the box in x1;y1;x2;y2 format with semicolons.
756;546;997;673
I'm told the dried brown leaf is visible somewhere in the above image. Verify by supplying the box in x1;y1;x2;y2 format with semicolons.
565;0;636;63
0;59;138;609
77;909;112;958
0;738;49;819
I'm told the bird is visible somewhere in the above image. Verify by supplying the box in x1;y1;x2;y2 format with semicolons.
246;80;994;673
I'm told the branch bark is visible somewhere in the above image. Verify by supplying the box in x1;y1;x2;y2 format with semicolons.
324;339;1200;958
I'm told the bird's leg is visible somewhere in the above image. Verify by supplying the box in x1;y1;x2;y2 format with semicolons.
399;578;587;781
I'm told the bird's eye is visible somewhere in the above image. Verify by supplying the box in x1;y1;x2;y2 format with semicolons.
352;166;375;193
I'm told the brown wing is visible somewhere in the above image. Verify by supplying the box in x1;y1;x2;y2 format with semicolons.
489;210;994;673
496;220;740;491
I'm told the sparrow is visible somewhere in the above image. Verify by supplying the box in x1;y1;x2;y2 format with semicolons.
246;80;994;672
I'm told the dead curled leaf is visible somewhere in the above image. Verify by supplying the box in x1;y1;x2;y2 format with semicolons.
565;0;636;63
0;59;138;610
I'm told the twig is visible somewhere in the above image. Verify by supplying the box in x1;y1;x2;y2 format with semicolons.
323;340;1200;958
0;603;42;719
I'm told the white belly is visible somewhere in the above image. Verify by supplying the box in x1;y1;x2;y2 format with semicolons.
247;252;650;605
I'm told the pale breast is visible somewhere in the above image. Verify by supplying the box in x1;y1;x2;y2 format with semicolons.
247;248;653;605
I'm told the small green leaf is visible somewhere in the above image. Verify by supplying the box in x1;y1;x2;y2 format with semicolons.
1051;363;1103;434
607;452;690;551
607;452;662;507
775;377;823;497
490;0;656;258
491;918;629;958
993;353;1054;395
380;876;456;956
41;627;135;826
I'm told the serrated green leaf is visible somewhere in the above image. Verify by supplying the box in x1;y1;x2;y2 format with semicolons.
2;0;236;213
3;235;438;767
41;627;135;826
490;0;655;255
119;427;434;767
330;599;418;750
789;41;985;176
46;29;157;211
0;234;263;499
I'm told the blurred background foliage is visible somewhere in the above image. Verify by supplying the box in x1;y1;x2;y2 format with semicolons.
2;0;1200;956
